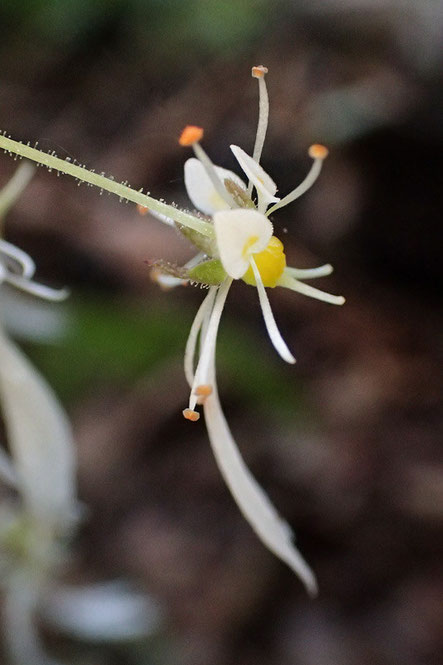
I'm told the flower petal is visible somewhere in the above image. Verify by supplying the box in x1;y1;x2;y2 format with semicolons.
213;209;273;279
230;145;279;212
250;258;296;364
41;581;161;642
5;273;69;302
184;158;246;215
0;327;78;530
0;239;36;279
203;349;318;595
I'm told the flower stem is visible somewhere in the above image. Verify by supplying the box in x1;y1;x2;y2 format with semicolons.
0;134;214;238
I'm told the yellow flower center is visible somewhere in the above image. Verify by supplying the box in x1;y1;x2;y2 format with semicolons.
242;236;286;288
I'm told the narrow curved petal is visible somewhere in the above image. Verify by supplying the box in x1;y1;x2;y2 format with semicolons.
250;258;296;364
0;239;36;279
213;209;273;279
5;273;69;302
230;145;279;212
184;158;246;215
203;350;317;595
0;327;78;530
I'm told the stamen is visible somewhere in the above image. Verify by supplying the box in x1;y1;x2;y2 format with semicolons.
266;144;328;216
183;408;200;422
189;278;232;411
248;64;269;196
278;271;345;305
250;257;296;364
179;125;204;147
184;286;218;387
195;384;213;396
191;141;236;208
285;264;333;280
308;144;329;160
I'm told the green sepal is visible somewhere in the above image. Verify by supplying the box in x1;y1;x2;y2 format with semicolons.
188;259;227;286
177;223;217;256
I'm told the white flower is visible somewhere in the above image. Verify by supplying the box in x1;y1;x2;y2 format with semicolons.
0;67;345;596
173;66;345;595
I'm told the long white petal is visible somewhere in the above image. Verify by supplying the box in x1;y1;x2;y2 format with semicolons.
5;273;69;302
0;239;36;279
189;279;231;410
278;271;345;306
0;327;78;529
250;258;296;364
203;349;318;595
184;158;245;215
41;581;161;642
184;286;217;387
231;145;279;212
213;208;273;279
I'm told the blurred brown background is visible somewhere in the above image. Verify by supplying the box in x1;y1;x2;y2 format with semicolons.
0;1;442;663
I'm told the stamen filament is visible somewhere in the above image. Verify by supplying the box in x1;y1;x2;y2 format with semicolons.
278;271;345;305
248;65;269;196
184;286;218;387
285;264;333;280
250;257;296;364
0;135;214;238
192;142;236;209
189;278;232;411
266;157;323;216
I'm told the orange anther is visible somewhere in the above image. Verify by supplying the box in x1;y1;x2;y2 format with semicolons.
179;125;204;146
137;203;149;215
252;65;268;78
195;384;213;397
308;144;329;160
183;408;200;422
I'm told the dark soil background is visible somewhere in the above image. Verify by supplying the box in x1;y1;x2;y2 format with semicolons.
0;1;442;664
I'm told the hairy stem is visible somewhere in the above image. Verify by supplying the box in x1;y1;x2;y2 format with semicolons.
0;135;214;237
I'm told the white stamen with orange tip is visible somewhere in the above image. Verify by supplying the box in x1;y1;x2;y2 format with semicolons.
183;408;200;422
251;65;268;78
308;143;329;160
179;125;204;147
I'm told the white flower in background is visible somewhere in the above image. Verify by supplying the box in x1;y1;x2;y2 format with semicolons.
0;65;345;596
0;167;161;664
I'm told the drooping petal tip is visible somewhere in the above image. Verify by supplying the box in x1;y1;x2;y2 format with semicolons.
251;65;268;78
179;125;204;147
308;144;329;160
